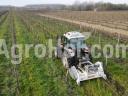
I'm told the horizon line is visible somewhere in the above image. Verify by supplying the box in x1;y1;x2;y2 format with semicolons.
0;2;128;7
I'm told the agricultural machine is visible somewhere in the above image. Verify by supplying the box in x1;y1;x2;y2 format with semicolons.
54;31;107;85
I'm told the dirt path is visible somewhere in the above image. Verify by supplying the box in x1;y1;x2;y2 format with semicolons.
38;14;128;39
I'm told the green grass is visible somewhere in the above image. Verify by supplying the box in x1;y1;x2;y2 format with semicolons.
15;11;115;96
0;10;128;96
0;11;17;95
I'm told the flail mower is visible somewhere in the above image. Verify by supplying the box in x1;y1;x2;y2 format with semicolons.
54;31;107;85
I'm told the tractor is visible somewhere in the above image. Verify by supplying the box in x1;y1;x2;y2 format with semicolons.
54;31;107;85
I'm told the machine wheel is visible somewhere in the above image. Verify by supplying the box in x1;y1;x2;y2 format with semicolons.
54;47;62;59
62;56;69;69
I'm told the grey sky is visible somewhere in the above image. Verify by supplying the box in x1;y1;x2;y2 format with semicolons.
0;0;128;6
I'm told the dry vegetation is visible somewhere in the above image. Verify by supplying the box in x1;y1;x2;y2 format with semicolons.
42;11;128;31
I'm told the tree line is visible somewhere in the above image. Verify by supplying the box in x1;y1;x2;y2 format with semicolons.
66;1;128;11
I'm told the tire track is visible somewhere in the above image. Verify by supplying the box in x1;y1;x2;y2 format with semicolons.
9;9;20;96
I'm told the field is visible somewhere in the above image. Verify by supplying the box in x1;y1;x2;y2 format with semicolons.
39;11;128;40
42;11;128;31
0;9;128;96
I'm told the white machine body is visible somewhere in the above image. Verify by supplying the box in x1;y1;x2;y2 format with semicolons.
55;31;107;85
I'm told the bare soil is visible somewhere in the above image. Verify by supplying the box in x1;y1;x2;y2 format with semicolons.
38;14;128;40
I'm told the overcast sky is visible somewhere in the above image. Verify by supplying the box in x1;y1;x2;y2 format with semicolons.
0;0;128;6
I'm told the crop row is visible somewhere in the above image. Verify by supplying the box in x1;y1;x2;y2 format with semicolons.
17;11;128;96
0;10;128;96
0;10;17;95
42;11;128;31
